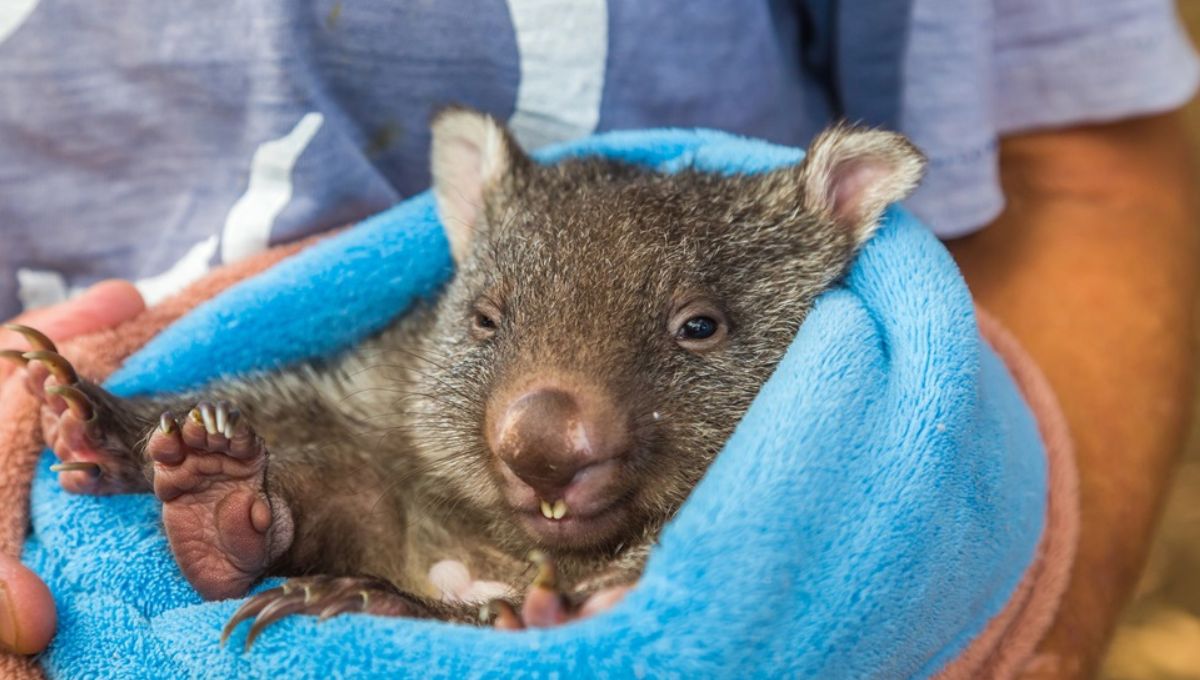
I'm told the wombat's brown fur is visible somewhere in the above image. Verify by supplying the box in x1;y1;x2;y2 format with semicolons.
10;107;924;632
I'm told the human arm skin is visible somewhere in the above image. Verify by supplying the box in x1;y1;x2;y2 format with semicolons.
945;112;1199;678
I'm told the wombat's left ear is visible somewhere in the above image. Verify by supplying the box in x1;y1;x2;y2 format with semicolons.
430;106;529;263
797;125;926;245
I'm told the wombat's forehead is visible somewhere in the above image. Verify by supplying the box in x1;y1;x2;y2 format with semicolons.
491;228;670;296
493;187;712;258
476;167;788;302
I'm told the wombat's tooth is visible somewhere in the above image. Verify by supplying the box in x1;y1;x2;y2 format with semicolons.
540;500;553;519
23;351;78;385
552;499;567;520
159;412;177;435
188;408;204;424
46;384;94;421
0;349;29;366
3;323;57;352
50;461;101;476
215;405;228;434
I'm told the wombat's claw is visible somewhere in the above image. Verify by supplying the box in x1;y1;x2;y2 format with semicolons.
4;329;131;494
49;461;102;476
3;323;57;352
45;384;94;420
490;552;632;630
490;551;570;630
529;550;557;588
23;351;78;384
0;349;29;366
484;599;524;629
222;576;430;651
150;402;291;601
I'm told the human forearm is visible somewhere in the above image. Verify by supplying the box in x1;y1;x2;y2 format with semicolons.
946;112;1199;677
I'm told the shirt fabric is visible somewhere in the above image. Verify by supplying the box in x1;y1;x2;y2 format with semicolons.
0;0;1196;318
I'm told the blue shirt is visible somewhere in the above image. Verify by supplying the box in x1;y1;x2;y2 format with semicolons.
1;0;1196;317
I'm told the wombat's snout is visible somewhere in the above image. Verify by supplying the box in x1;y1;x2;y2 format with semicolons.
494;388;592;490
488;382;631;541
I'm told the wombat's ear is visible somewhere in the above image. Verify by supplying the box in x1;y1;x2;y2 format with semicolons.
797;125;926;245
430;106;528;263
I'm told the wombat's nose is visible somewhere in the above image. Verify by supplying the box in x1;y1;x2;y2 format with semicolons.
491;387;612;497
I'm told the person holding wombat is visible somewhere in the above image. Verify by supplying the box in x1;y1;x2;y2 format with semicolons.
2;3;1197;676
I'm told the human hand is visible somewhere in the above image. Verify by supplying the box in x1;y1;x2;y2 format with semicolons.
0;280;145;384
0;280;144;655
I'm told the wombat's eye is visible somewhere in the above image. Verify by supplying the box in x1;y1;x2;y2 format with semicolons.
671;302;728;351
680;317;718;340
470;299;502;341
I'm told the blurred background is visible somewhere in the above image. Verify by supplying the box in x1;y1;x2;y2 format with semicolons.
1101;4;1200;676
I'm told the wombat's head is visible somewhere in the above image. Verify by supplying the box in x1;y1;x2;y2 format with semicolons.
415;107;924;555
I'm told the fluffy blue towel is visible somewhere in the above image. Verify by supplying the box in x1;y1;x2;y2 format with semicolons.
22;129;1046;678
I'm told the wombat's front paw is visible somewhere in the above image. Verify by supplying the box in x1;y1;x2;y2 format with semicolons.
150;402;292;600
489;552;631;630
2;323;145;494
221;575;439;650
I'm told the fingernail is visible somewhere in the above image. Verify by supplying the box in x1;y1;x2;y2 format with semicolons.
0;579;21;654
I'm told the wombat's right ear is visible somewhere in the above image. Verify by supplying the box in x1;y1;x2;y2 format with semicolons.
430;106;528;263
797;125;926;246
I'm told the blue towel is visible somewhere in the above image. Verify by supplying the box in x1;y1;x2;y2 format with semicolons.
22;129;1046;679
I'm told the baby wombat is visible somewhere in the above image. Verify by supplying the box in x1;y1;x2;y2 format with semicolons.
5;107;924;642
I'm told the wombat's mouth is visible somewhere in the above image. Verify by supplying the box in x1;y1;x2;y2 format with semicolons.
499;458;636;548
516;495;633;549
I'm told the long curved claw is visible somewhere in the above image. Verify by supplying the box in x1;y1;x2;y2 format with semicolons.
317;591;368;621
244;587;313;650
0;349;29;366
223;576;434;650
3;323;57;352
23;351;78;385
221;585;287;646
46;384;95;421
49;461;102;476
